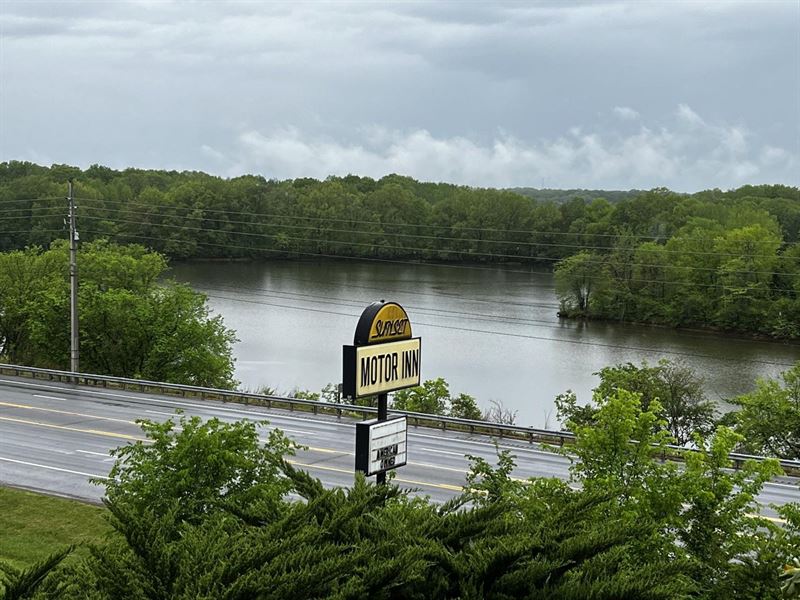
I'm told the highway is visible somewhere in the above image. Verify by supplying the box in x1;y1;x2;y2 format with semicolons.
1;375;798;521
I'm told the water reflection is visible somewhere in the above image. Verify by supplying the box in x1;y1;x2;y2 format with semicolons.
169;260;800;427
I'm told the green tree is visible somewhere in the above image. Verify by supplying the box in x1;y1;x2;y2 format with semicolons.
678;427;782;596
449;392;482;420
565;388;674;503
560;360;716;446
594;360;716;445
0;240;238;388
554;251;608;315
99;413;297;524
731;362;800;458
391;377;451;415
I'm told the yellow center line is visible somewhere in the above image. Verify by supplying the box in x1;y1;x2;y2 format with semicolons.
0;415;146;441
286;459;465;492
303;447;470;474
0;401;136;425
748;513;786;524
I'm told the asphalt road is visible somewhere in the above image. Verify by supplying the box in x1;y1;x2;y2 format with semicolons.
1;376;798;522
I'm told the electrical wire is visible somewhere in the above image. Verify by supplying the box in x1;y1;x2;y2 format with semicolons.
200;292;799;368
75;195;796;258
76;203;798;269
73;194;794;246
77;219;799;292
193;282;786;347
76;208;797;277
0;197;62;206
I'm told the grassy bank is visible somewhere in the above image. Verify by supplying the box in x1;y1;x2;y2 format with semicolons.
0;487;111;569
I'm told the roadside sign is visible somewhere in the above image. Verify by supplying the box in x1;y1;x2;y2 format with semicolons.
344;300;421;483
355;416;408;476
343;337;421;398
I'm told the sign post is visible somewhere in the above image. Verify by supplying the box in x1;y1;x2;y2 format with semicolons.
343;301;421;484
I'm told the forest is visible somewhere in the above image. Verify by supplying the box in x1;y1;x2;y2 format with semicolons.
0;161;798;339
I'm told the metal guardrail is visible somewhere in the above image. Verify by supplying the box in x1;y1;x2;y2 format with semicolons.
1;362;798;473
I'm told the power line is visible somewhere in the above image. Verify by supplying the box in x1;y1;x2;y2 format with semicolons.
196;283;564;328
6;194;797;265
215;271;562;310
200;292;799;369
0;196;62;206
194;282;783;347
0;229;65;235
74;192;795;245
77;203;798;266
0;206;66;216
81;228;552;276
84;227;798;293
77;218;798;290
75;195;795;255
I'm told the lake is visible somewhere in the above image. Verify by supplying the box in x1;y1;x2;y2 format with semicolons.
170;260;799;428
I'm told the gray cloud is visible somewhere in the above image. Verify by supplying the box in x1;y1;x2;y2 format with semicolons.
0;1;797;190
226;104;796;190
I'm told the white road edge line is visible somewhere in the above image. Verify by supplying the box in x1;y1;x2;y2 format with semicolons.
0;455;107;479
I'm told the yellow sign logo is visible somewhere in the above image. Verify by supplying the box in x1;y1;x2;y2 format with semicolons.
368;303;412;343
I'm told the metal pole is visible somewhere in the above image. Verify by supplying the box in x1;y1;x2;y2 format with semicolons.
68;180;79;377
376;392;388;485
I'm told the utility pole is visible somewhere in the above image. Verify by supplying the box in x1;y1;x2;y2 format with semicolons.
376;392;388;486
67;180;79;376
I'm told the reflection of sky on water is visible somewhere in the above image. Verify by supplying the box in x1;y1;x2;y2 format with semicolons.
170;260;800;428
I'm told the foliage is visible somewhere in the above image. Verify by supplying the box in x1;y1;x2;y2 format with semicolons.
392;377;450;414
98;413;297;525
0;240;237;387
74;415;695;599
782;559;800;599
557;359;716;445
554;251;607;315
561;386;790;599
564;388;674;504
392;377;485;421
731;362;800;459
594;359;716;445
0;546;72;600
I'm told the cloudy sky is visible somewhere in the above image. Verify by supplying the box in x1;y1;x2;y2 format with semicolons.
1;1;798;191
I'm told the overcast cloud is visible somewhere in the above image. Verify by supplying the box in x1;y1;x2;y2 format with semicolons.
1;1;798;191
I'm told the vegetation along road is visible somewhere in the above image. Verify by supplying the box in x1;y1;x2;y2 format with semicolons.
0;375;796;522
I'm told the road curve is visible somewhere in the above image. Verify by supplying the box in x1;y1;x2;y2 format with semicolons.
0;376;797;521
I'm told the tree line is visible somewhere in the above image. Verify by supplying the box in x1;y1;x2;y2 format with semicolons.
1;161;798;337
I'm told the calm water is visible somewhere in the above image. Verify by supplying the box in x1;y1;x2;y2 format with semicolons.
170;260;800;428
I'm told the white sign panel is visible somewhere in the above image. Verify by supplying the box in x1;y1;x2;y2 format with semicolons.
354;338;421;397
355;417;408;476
